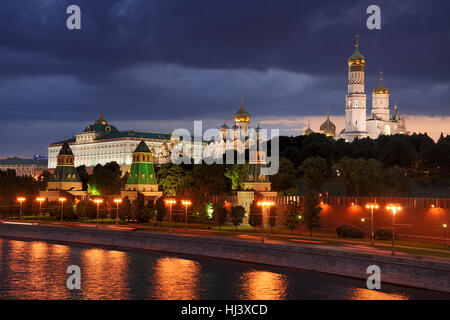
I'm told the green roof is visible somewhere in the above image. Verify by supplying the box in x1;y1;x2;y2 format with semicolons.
49;166;81;183
127;162;157;185
349;47;365;61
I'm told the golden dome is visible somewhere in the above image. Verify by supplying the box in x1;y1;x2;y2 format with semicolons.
320;110;336;138
303;120;314;136
348;34;365;68
234;96;250;123
94;113;108;125
373;71;389;94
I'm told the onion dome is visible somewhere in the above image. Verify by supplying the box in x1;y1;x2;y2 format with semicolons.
232;124;239;131
220;118;229;130
373;71;389;94
255;122;262;132
303;120;314;136
84;113;118;133
348;34;365;69
320;110;336;138
234;96;250;124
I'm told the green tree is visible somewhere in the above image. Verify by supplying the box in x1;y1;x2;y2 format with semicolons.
229;205;245;230
120;196;132;221
302;194;322;236
154;197;167;226
214;203;228;230
224;164;249;190
271;157;297;192
88;162;123;195
248;200;262;230
284;200;301;235
298;156;327;194
157;164;186;196
76;165;90;190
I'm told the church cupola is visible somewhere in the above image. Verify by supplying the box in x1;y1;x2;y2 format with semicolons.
348;34;365;71
234;96;250;136
373;71;389;94
303;119;314;136
320;109;336;138
47;141;82;191
220;118;229;139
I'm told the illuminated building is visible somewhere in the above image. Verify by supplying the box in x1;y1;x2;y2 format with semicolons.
340;35;408;142
48;114;202;170
121;140;162;201
0;156;47;177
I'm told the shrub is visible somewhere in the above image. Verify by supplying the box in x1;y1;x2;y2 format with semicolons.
336;224;364;238
374;228;393;240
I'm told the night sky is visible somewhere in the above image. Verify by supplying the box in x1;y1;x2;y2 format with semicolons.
1;0;449;157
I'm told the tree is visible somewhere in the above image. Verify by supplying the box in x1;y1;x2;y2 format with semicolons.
88;162;123;195
248;200;262;230
270;157;297;192
284;200;301;235
302;194;322;236
154;197;166;226
120;196;132;221
76;165;90;190
131;192;145;221
269;207;277;231
157;164;186;196
298;156;327;194
224;164;249;190
214;203;228;230
229;205;246;230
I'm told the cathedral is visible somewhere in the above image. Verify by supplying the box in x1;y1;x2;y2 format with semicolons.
304;35;408;141
204;96;263;158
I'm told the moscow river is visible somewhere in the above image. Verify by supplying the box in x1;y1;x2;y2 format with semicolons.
0;238;448;300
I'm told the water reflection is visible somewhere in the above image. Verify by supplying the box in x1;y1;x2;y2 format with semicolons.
81;248;129;299
152;257;201;300
238;270;288;300
349;288;409;300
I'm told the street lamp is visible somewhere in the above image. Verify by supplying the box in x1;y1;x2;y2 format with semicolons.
93;199;103;228
113;198;122;225
181;200;191;231
58;197;66;223
365;203;379;246
443;224;448;249
165;199;176;233
257;201;275;243
36;197;45;221
386;204;402;256
17;197;26;220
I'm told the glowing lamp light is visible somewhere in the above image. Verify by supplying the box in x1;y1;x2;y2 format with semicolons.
93;199;103;204
36;197;45;202
17;197;26;202
181;200;192;206
165;199;176;205
361;218;365;222
113;198;122;204
351;202;355;206
257;201;275;207
386;204;402;214
444;224;448;228
58;197;67;203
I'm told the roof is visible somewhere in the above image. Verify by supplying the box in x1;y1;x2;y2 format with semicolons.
134;140;151;153
0;157;48;166
58;141;73;156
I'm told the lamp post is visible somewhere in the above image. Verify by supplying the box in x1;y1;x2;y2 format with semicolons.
365;203;379;246
165;199;176;233
113;198;122;225
257;201;275;243
443;224;448;249
386;204;402;256
181;200;191;231
17;197;26;220
58;197;66;223
36;197;45;221
93;199;103;228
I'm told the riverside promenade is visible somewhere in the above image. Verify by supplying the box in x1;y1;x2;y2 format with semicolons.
1;221;450;293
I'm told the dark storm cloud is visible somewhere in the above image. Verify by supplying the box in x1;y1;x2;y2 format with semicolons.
0;0;449;155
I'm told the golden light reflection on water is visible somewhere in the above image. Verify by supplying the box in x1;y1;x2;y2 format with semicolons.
152;257;201;300
238;270;288;300
81;248;129;299
349;288;409;300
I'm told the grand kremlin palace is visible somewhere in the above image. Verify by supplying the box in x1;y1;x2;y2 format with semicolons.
47;114;202;170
